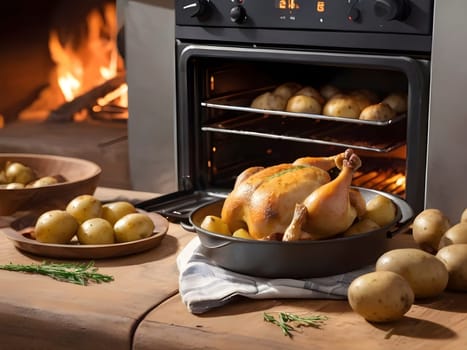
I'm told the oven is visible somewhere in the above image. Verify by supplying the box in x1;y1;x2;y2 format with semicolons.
137;0;433;222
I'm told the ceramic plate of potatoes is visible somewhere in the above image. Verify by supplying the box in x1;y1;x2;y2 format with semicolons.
0;209;168;259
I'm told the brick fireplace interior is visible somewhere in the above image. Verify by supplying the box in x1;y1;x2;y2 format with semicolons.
0;0;131;190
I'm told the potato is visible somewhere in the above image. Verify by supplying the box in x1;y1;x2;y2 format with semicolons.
436;244;467;292
322;94;361;119
77;218;115;245
376;248;449;298
438;222;467;249
348;270;414;322
200;215;231;236
342;218;380;237
273;82;302;100
34;210;79;244
4;182;25;189
461;208;467;222
359;103;396;121
232;228;254;240
319;84;341;100
382;92;408;114
363;194;397;227
285;95;322;114
412;208;451;254
66;194;103;224
114;213;155;243
349;188;367;218
294;86;325;105
250;92;287;111
27;176;59;188
350;89;379;104
348;90;373;111
5;162;36;185
101;201;137;225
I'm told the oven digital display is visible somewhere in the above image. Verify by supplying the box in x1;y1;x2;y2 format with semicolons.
275;1;326;13
316;1;325;12
275;0;300;10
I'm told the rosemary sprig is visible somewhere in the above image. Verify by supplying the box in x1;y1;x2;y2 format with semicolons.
264;312;328;338
0;261;114;286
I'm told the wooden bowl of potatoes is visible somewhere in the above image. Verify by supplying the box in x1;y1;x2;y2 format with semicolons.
0;153;101;216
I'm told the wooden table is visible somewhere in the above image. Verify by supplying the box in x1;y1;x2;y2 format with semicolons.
0;225;192;350
1;188;467;349
134;235;467;350
135;292;467;350
0;188;193;350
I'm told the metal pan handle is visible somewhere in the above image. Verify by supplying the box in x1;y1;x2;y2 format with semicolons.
181;221;232;248
198;234;233;249
180;221;196;232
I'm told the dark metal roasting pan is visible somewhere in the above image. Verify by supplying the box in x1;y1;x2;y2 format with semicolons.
185;187;413;279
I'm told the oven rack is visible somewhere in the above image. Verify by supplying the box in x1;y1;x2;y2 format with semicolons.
201;87;406;127
201;114;406;153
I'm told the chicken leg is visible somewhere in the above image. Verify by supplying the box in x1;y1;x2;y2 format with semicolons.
283;149;362;241
292;152;346;171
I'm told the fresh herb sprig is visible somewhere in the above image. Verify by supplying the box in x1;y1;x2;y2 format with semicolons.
264;312;328;338
0;261;114;286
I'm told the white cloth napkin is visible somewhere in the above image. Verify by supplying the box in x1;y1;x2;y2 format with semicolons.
177;237;374;314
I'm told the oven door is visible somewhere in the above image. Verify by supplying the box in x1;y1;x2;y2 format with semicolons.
138;43;429;222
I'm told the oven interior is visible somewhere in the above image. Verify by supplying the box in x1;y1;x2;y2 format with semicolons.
198;58;408;189
139;46;429;222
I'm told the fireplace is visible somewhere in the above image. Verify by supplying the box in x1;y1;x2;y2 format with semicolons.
0;0;131;189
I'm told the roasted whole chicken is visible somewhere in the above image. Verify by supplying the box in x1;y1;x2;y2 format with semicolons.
221;149;365;241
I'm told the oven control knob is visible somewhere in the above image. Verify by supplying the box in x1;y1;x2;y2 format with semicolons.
347;7;361;22
182;0;210;18
230;5;247;24
374;0;410;21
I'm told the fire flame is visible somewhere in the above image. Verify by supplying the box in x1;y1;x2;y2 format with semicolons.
97;83;128;108
19;1;126;121
50;2;126;106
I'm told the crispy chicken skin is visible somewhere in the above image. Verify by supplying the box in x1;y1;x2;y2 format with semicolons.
284;150;362;241
221;149;363;240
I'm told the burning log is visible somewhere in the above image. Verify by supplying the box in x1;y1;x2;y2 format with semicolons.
47;75;126;122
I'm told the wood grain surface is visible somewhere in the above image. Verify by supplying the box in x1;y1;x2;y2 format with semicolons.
134;287;467;350
1;187;466;350
0;218;193;350
133;233;467;350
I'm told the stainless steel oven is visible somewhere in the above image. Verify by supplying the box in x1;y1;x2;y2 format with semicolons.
137;0;433;220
